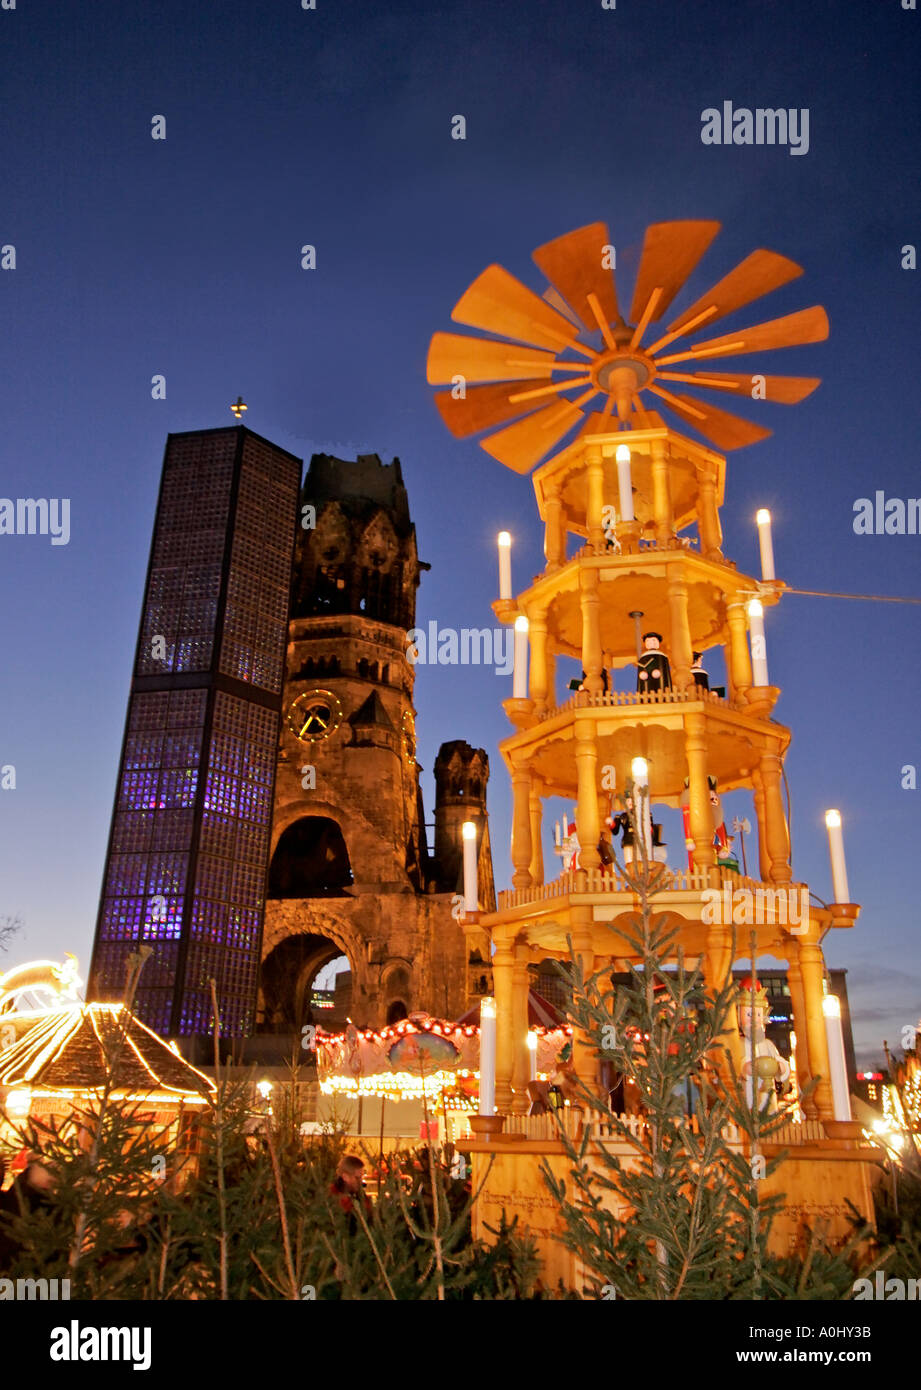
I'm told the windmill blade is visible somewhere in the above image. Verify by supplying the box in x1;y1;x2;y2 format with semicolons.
543;286;583;328
629;220;720;323
433;380;551;438
655;371;821;404
426;332;557;385
532;222;620;331
657;306;829;365
646;387;773;450
452;264;581;350
666;249;804;336
480;401;585;473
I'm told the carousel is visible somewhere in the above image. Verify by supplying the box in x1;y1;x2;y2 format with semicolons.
315;997;572;1144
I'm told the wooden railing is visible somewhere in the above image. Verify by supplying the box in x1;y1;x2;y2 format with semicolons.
496;864;788;911
538;686;726;722
571;536;701;562
493;1111;826;1146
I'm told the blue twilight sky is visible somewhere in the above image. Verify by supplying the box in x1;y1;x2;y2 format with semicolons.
1;0;919;1068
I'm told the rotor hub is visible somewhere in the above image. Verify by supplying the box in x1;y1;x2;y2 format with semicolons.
594;353;654;394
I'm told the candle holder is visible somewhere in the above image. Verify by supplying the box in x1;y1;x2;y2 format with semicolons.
614;520;641;554
828;903;859;928
468;1113;506;1140
822;1119;864;1142
741;684;780;718
492;598;518;626
503;696;537;730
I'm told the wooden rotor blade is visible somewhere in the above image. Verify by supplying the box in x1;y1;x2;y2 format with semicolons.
666;249;804;335
480;401;584;473
657;306;830;365
656;370;821;404
543;286;583;328
629;220;720;323
426;332;556;385
451;264;581;350
647;387;773;451
532;222;620;332
434;380;550;438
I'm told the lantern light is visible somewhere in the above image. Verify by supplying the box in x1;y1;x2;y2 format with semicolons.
746;599;769;685
615;445;635;522
497;531;512;599
756;509;776;581
513;615;529;698
824;809;850;903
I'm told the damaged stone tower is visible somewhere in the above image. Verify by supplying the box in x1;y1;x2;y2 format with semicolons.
260;452;494;1032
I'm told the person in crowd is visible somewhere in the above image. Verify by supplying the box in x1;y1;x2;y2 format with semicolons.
0;1154;57;1270
329;1154;370;1219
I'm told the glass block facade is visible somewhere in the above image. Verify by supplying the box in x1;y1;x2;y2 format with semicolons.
90;428;302;1037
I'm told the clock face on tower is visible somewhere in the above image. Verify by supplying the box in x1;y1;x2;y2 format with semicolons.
286;689;343;743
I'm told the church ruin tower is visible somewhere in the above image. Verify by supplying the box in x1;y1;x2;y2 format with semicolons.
433;741;495;912
262;453;493;1031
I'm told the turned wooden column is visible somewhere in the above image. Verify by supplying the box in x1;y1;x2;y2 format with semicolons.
651;438;673;547
510;762;533;889
529;610;549;713
493;946;515;1113
529;780;544;886
511;945;532;1113
704;926;745;1081
586;446;605;552
667;571;694;692
698;473;723;559
793;935;835;1121
544;485;565;570
726;601;753;700
785;949;817;1118
571;909;598;1098
579;566;604;694
684;712;714;880
759;750;791;884
574;723;601;871
750;765;771;882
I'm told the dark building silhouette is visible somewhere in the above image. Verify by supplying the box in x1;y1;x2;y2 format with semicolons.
261;452;494;1033
90;437;494;1044
88;427;302;1035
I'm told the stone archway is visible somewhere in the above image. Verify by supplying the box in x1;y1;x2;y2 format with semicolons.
259;932;354;1034
381;962;412;1024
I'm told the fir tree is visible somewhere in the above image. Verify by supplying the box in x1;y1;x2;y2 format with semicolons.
540;784;871;1299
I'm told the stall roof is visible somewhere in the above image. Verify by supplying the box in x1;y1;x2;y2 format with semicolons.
0;1002;216;1098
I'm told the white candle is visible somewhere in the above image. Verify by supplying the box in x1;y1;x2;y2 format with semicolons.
747;599;769;685
824;809;849;903
756;509;775;581
526;1030;538;1082
479;996;497;1116
513;615;529;698
631;756;653;858
822;993;852;1121
462;820;478;913
497;531;512;600
555;820;562;849
615;444;635;523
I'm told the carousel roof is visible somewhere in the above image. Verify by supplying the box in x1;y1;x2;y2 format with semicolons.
455;989;566;1029
0;1002;215;1098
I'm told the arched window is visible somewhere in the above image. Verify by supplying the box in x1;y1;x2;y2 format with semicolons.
268;817;353;897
